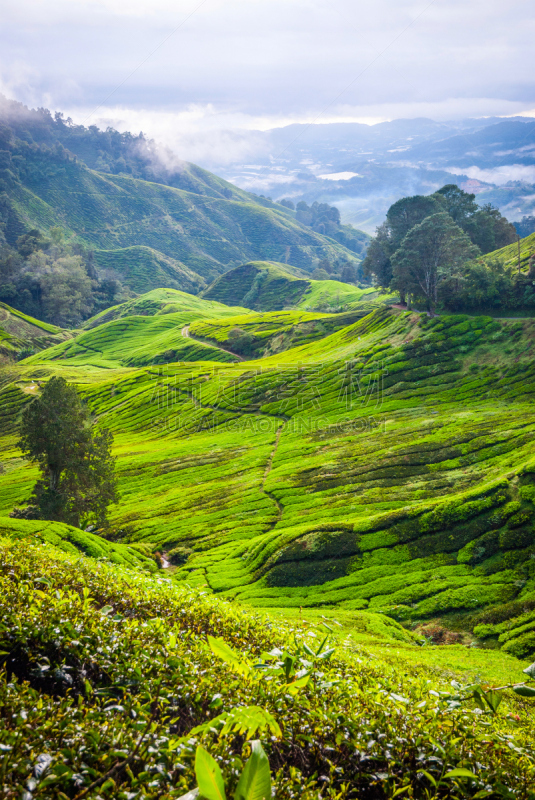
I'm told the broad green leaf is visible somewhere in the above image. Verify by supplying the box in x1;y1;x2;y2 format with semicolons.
482;689;503;713
284;675;310;696
234;741;271;800
207;636;251;677
444;768;477;779
317;647;336;661
512;684;535;697
195;747;226;800
522;661;535;679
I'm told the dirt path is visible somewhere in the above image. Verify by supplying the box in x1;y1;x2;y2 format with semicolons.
180;322;245;361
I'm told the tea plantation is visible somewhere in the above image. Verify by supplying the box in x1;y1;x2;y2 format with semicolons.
1;538;535;798
201;261;391;312
2;293;535;657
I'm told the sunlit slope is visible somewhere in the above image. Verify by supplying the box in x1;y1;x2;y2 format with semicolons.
23;313;238;369
3;309;535;654
4;309;535;647
296;280;398;312
189;309;376;358
0;517;156;571
477;231;535;273
22;289;253;368
82;287;249;330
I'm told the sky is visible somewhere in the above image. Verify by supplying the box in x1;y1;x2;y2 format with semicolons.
1;0;535;163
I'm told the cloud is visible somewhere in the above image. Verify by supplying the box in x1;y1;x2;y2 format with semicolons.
1;0;534;166
445;165;535;185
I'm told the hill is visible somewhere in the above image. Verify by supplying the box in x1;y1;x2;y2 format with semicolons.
3;306;535;659
202;260;393;311
189;309;377;358
0;98;365;298
92;245;204;294
81;287;250;329
24;289;251;368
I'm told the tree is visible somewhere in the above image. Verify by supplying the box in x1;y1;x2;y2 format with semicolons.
463;204;517;253
340;262;357;283
391;212;480;314
434;184;478;225
17;376;118;528
386;194;443;251
361;223;395;291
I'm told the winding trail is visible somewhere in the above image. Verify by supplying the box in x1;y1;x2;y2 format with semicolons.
180;323;245;361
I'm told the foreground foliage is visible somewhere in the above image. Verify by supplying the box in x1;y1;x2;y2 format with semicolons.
1;540;535;799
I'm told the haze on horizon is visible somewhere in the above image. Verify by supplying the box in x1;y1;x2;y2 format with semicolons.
1;0;535;165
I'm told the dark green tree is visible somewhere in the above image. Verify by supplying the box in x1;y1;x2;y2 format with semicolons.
361;222;394;284
386;194;443;251
434;184;479;225
17;376;118;528
391;212;480;314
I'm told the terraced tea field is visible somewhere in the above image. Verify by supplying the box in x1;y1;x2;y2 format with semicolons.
2;296;535;657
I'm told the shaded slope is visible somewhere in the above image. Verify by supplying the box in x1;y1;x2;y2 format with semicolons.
202;261;393;312
6;145;361;286
92;246;204;294
202;261;310;309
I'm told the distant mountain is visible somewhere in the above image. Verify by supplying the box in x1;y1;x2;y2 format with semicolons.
0;96;365;298
215;117;535;232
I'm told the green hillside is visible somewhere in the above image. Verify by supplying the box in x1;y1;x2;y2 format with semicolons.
0;516;157;571
480;231;535;273
189;309;376;358
296;280;397;312
202;261;310;308
0;301;72;360
202;260;394;311
24;290;253;369
4;137;362;287
4;306;535;659
82;287;249;329
92;245;204;294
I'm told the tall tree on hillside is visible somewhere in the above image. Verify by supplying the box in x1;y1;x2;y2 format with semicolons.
17;376;118;528
434;184;479;225
361;222;394;291
391;213;480;314
386;194;443;251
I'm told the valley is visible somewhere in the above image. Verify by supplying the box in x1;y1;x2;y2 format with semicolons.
1;100;535;799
